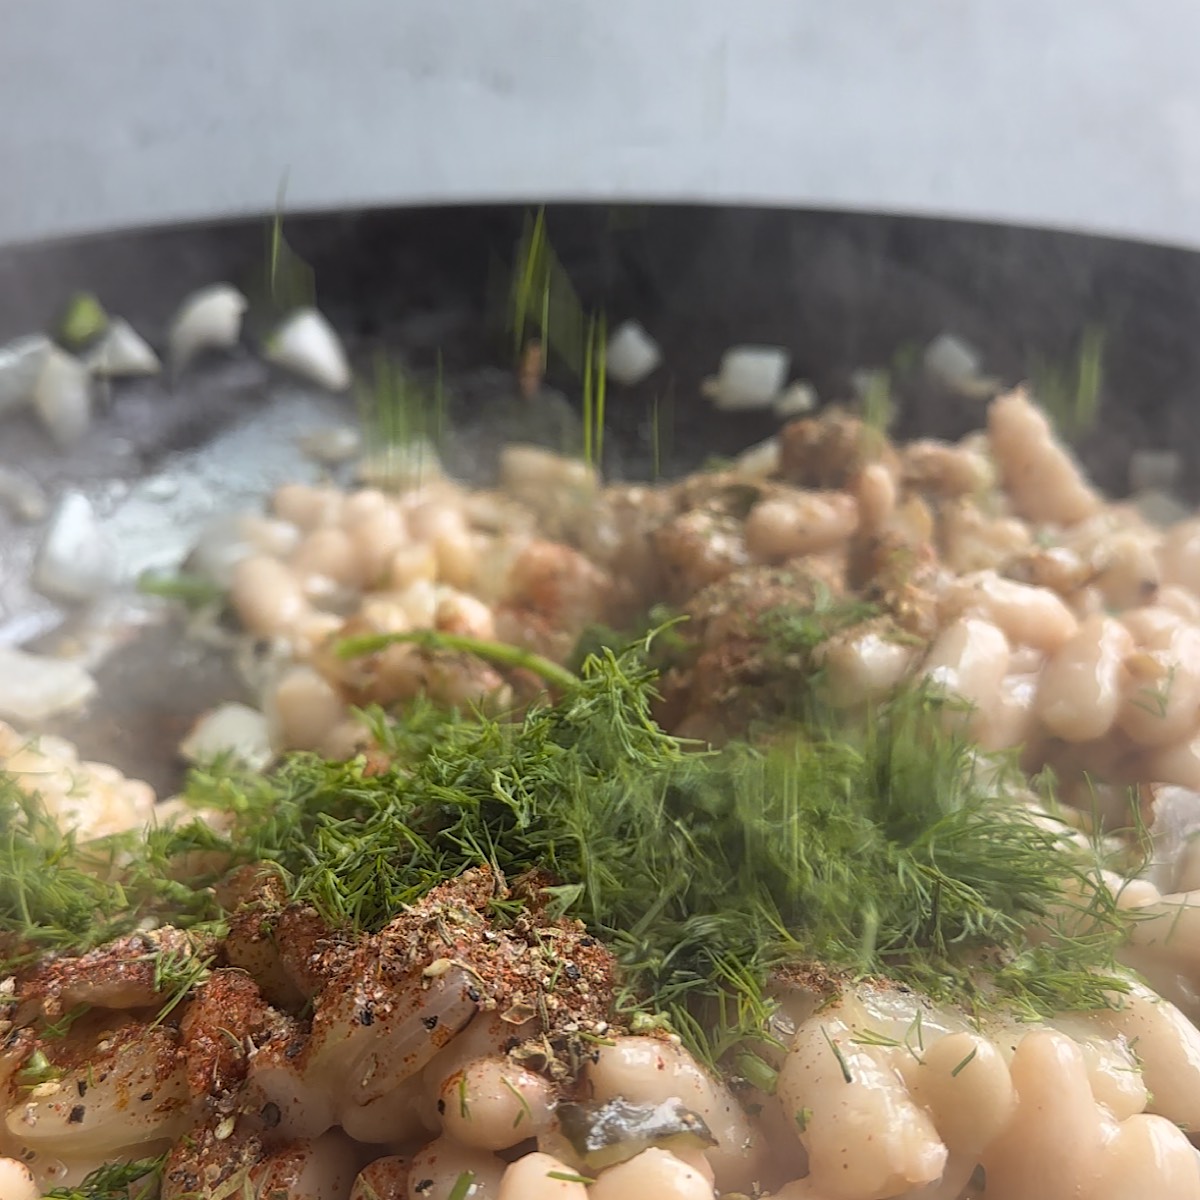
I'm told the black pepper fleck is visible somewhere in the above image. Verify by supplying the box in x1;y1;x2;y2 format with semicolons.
76;1079;87;1097
415;1180;434;1194
359;1007;375;1027
466;985;482;1003
422;1014;439;1031
67;1105;85;1124
564;962;581;981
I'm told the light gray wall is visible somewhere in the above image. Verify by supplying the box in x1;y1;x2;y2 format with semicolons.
2;1;1199;248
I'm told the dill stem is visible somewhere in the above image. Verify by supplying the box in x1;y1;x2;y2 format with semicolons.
336;629;580;693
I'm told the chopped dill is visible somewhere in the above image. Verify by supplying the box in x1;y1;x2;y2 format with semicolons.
44;1154;165;1200
446;1172;476;1200
0;637;1133;1068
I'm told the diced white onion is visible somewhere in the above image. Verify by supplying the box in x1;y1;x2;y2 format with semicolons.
705;346;790;411
0;466;48;522
923;332;984;393
84;318;162;378
772;380;817;418
168;283;248;371
33;346;92;447
0;646;97;723
264;308;352;392
33;491;121;603
605;320;662;386
180;702;274;770
0;334;51;418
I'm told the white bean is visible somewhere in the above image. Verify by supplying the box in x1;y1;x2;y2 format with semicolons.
389;543;440;590
345;500;409;587
1160;519;1200;595
1118;623;1200;746
408;1137;507;1200
1093;984;1200;1132
980;1030;1105;1200
439;1057;555;1150
817;628;915;709
0;1158;39;1200
1035;614;1132;742
250;1131;360;1200
1088;1113;1200;1200
497;1152;588;1200
987;387;1101;525
942;571;1078;654
272;665;347;752
1096;529;1161;610
273;482;345;530
587;1148;713;1200
908;1032;1015;1155
974;672;1041;754
292;527;364;590
853;463;897;532
586;1036;760;1192
777;1016;946;1198
919;616;1010;740
230;555;310;637
1160;585;1200;624
436;591;496;641
350;1155;408;1200
744;492;859;563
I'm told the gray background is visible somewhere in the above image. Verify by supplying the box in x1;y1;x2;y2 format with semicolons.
2;0;1199;249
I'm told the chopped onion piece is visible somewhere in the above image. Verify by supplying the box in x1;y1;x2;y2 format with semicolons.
180;702;274;770
169;283;248;371
85;318;161;378
605;320;662;386
923;332;985;394
0;466;48;522
0;335;51;418
0;646;96;723
705;346;789;411
33;346;92;447
772;381;816;418
265;308;352;392
34;491;121;603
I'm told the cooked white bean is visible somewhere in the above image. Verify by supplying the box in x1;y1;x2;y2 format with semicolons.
943;571;1078;653
1088;1113;1200;1200
0;1158;39;1200
271;665;346;752
1093;984;1200;1132
817;627;915;708
907;1032;1014;1155
1096;529;1161;610
436;591;496;641
974;671;1041;753
1035;614;1132;742
920;616;1010;740
1159;585;1200;624
777;1016;946;1198
744;492;859;563
1160;519;1200;595
587;1148;713;1200
987;387;1101;525
980;1030;1105;1200
344;500;409;586
586;1036;760;1192
1118;623;1200;746
853;463;897;532
439;1057;555;1150
497;1152;588;1200
389;543;440;590
409;1137;507;1199
273;482;345;530
350;1155;408;1200
230;555;311;637
250;1130;364;1199
292;527;364;590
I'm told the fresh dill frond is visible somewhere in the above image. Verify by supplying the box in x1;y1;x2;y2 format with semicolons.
44;1154;165;1200
1030;325;1105;438
263;174;315;318
135;569;225;610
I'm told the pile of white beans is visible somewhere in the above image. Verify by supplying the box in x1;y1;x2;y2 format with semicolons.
15;388;1200;1196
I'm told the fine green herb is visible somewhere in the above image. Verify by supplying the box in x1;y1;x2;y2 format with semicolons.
794;1107;813;1133
446;1173;476;1200
264;173;315;316
547;1172;596;1185
822;1026;854;1084
337;628;580;693
951;1046;979;1077
1030;325;1105;438
44;1154;165;1200
0;637;1133;1068
503;1075;534;1127
358;352;446;455
136;569;225;610
1129;664;1177;720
